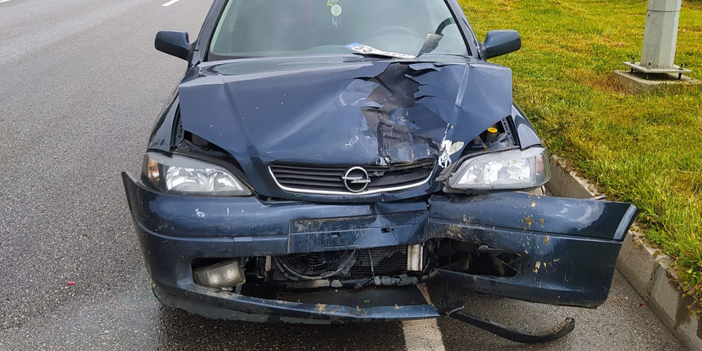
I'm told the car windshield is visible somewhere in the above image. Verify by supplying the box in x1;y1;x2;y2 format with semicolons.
209;0;468;60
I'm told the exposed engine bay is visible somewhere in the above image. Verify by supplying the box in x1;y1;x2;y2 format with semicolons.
191;237;526;297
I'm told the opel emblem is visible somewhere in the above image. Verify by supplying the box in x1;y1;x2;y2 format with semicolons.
342;167;371;193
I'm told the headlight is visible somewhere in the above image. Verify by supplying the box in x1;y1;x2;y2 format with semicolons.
447;147;550;191
143;152;252;196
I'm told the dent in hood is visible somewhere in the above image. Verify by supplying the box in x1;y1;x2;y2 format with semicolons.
177;58;512;167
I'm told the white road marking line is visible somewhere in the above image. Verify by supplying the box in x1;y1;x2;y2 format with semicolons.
0;0;12;4
402;284;446;351
161;0;181;7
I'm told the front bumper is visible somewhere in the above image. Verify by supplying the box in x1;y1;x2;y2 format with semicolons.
122;172;637;323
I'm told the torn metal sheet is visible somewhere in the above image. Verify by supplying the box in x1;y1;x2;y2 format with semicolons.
177;56;512;168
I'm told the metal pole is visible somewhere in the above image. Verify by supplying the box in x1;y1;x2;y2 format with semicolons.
640;0;681;70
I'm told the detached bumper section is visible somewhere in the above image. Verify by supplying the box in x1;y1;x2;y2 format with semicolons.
427;194;638;308
122;172;637;322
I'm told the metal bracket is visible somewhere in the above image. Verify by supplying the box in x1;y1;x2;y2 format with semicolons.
437;302;575;344
623;61;692;80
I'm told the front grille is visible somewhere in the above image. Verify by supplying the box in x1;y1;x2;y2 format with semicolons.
269;159;435;195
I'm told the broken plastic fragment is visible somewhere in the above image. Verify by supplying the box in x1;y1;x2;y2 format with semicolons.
439;140;453;168
66;281;76;286
438;123;466;168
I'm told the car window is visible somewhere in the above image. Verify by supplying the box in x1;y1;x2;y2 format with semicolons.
209;0;468;59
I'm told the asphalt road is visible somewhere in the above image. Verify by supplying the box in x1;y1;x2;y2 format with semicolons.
0;0;688;350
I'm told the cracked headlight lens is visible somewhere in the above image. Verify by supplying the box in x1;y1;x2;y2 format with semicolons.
448;147;550;191
143;152;252;196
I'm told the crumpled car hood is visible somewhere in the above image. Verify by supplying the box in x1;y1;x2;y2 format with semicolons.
178;56;512;167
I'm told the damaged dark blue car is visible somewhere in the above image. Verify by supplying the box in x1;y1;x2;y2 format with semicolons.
122;0;638;341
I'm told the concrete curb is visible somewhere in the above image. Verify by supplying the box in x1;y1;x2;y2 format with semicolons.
546;155;701;350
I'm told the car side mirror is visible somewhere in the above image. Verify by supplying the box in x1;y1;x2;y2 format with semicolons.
155;31;191;60
481;30;521;60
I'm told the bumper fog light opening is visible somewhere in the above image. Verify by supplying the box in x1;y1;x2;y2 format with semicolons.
193;259;246;289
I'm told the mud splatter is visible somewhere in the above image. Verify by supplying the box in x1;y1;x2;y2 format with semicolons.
315;304;327;313
524;216;535;228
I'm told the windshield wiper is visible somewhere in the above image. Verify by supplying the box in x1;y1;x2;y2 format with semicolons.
416;17;456;57
415;33;444;58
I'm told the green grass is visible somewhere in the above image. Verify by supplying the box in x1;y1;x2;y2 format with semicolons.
458;0;702;306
